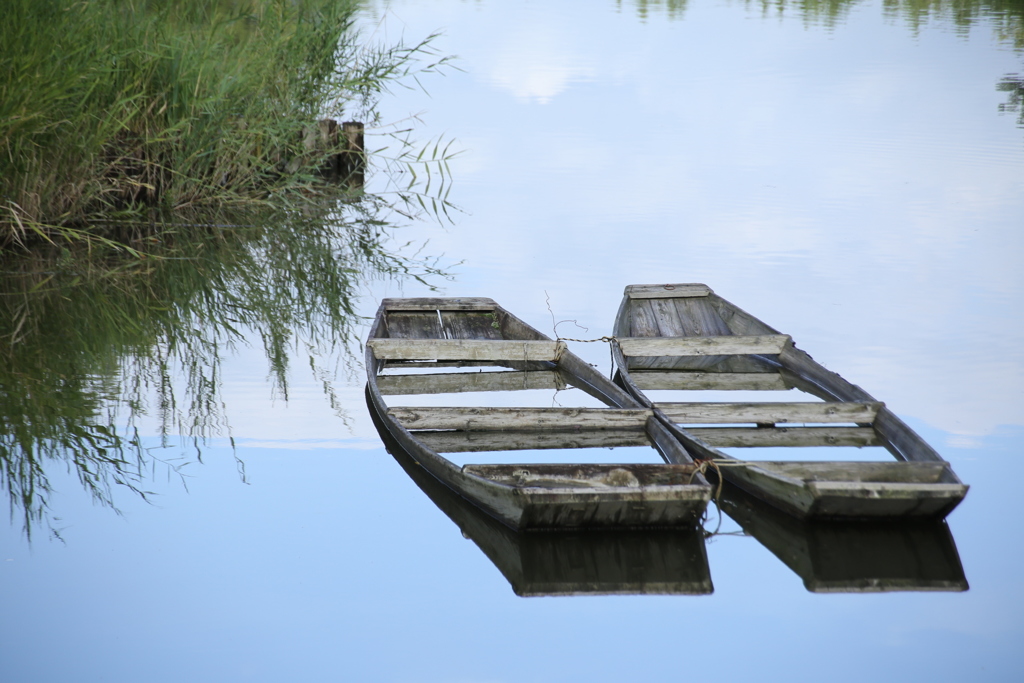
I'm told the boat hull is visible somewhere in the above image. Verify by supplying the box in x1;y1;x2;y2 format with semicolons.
611;283;968;521
366;297;712;531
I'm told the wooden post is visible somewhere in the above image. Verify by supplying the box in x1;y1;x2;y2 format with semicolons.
340;121;365;188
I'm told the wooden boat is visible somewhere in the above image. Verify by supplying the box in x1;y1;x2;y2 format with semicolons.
365;297;712;531
611;283;968;520
366;388;713;596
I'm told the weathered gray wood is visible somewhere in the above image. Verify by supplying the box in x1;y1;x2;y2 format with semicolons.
755;461;950;482
656;402;883;424
688;426;879;447
369;339;565;362
388;407;653;431
629;299;662;337
617;335;791;357
339;120;365;187
625;284;712;299
624;299;666;370
630;370;790;391
649;298;727;370
380;297;498;312
611;284;967;521
377;360;513;369
386;419;713;595
708;294;780;336
650;297;686;337
441;311;504;340
415;429;652;453
384;312;443;339
465;463;700;488
777;345;947;463
377;370;566;396
367;296;713;531
674;297;733;337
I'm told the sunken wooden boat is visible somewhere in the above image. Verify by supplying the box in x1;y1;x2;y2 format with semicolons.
611;283;968;520
367;388;713;596
365;297;712;531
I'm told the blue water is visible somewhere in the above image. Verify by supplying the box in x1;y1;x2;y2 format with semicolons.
3;0;1023;680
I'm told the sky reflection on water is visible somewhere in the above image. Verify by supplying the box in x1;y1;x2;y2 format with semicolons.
2;0;1023;681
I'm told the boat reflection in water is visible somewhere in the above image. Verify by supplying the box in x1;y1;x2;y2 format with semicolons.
367;387;967;595
718;483;968;593
366;389;712;597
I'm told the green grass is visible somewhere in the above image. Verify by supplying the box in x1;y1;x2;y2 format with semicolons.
0;0;449;247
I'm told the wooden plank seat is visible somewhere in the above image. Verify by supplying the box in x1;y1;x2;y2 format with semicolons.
689;427;880;448
616;335;792;357
387;407;653;431
655;401;883;425
368;339;566;362
629;370;790;391
414;429;652;453
377;370;566;396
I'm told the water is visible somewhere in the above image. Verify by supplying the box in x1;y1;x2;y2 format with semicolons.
3;0;1023;680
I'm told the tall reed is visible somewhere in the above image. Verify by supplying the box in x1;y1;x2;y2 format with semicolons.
0;0;440;247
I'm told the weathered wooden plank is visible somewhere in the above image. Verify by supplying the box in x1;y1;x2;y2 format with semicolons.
624;300;665;370
385;312;443;339
382;297;498;311
465;463;700;487
625;284;712;299
630;371;790;391
656;402;883;424
675;297;733;337
388;407;653;431
415;428;652;453
617;335;791;357
650;298;687;338
629;299;662;337
689;426;879;448
377;370;566;395
441;311;504;341
708;296;780;336
369;339;564;362
664;297;735;369
757;461;950;483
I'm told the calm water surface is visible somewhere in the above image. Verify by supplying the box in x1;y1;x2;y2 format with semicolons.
3;1;1023;681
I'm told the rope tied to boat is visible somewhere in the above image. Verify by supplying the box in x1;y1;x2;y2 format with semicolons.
555;335;617;344
690;458;724;503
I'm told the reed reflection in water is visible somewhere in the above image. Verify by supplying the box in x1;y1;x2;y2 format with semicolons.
0;201;448;540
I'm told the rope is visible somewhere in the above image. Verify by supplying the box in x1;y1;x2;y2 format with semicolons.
555;335;617;344
689;458;724;503
554;331;768;537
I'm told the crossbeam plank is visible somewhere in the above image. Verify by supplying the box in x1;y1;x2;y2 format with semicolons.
378;370;565;396
625;284;712;299
656;402;882;425
617;335;791;357
689;426;879;448
382;297;497;311
369;339;564;362
388;407;652;431
414;429;652;453
630;371;790;391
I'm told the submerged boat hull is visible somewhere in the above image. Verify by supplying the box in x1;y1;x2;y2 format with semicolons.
366;297;711;531
611;284;968;520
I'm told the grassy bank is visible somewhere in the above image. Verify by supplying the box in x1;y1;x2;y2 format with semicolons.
0;0;437;247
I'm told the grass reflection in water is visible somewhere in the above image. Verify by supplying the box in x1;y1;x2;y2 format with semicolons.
0;202;449;540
